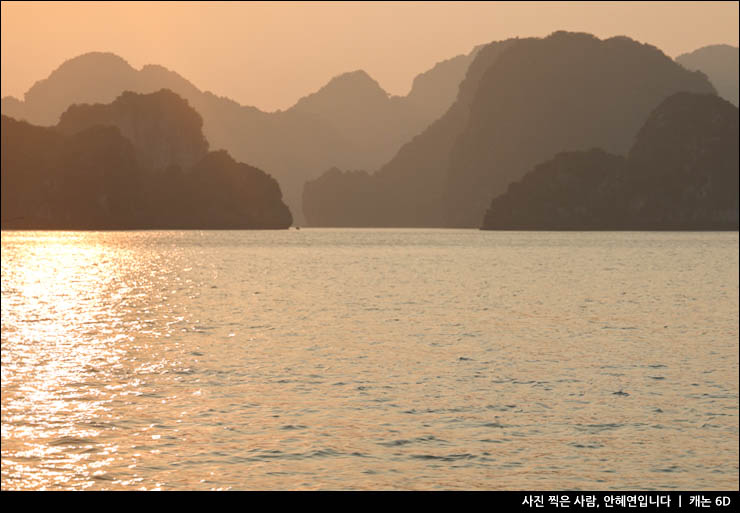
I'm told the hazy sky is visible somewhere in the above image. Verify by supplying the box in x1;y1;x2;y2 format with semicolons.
2;1;738;111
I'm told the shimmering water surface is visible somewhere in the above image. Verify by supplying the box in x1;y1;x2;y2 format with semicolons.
1;229;738;490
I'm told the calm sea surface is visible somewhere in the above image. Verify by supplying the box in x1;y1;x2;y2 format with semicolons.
1;229;738;490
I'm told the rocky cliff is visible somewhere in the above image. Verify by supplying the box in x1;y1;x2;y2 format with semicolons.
1;50;475;224
303;39;516;226
2;91;292;229
56;89;209;171
303;32;716;227
481;93;739;230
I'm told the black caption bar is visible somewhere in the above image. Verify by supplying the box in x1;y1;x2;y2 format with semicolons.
517;492;736;510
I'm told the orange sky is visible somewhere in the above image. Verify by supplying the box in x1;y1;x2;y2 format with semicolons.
2;1;738;112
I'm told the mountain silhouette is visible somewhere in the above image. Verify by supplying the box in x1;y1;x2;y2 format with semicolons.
1;50;475;225
304;39;516;227
2;115;147;229
56;89;209;170
481;93;738;230
676;44;739;106
1;90;292;229
303;32;717;227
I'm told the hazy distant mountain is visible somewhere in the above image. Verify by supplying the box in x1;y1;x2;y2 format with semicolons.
482;93;738;230
676;44;739;106
1;90;292;229
292;51;478;173
304;32;717;227
1;50;475;224
304;39;516;227
0;96;25;120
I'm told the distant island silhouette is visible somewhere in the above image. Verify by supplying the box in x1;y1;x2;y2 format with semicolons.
303;32;719;228
0;50;477;225
1;32;736;232
481;93;739;230
1;90;292;230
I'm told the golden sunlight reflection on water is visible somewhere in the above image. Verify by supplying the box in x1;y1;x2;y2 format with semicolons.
2;233;133;488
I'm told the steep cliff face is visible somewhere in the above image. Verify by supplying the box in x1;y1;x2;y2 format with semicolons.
303;39;516;226
676;44;739;106
303;32;716;227
446;31;716;227
2;90;293;229
56;89;209;171
481;93;739;230
404;48;481;119
188;151;292;229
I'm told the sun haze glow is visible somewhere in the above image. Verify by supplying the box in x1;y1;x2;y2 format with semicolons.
1;1;738;111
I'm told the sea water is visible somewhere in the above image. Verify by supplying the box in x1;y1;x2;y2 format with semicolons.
1;229;737;490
